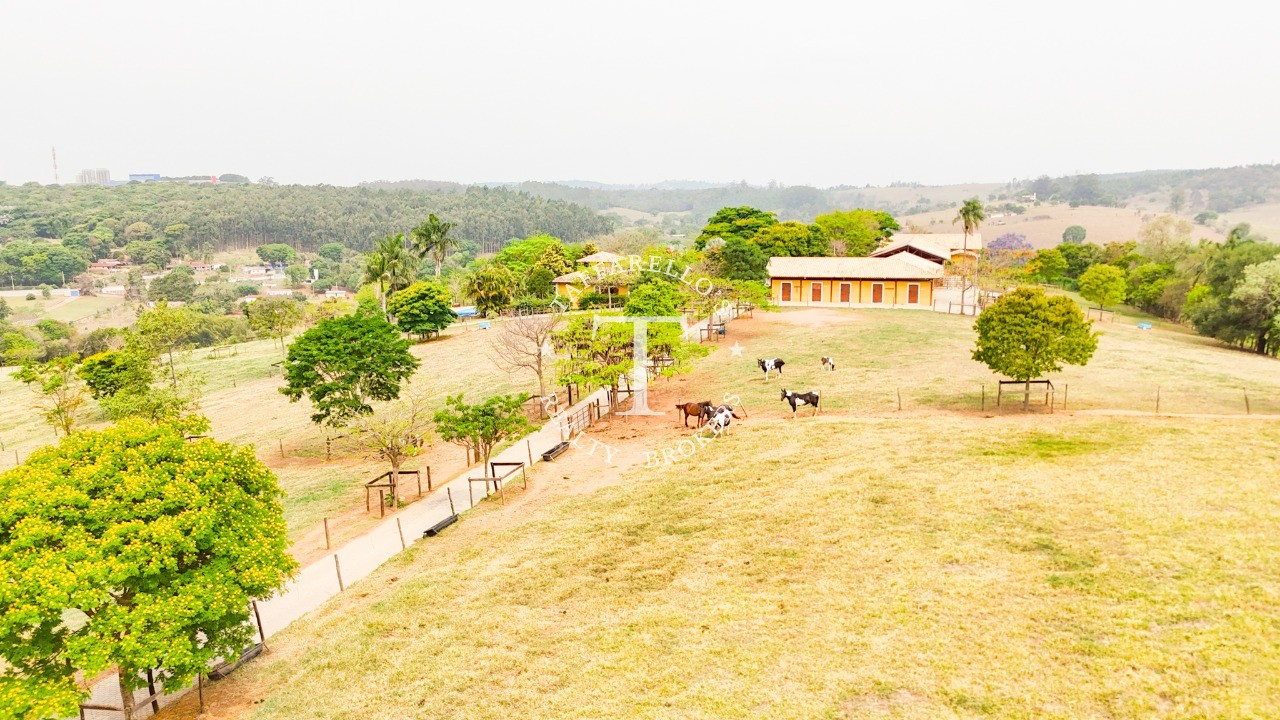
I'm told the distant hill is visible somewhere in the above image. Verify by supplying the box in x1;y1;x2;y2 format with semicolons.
0;183;613;255
356;164;1280;236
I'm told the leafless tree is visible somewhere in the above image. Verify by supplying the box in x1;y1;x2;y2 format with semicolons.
345;387;433;498
491;312;563;400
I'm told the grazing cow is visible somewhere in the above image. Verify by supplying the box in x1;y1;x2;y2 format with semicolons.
676;400;713;428
707;406;736;435
757;357;785;380
821;356;836;371
780;389;820;418
700;403;740;428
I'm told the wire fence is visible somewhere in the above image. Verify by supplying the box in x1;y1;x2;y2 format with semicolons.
815;381;1280;417
69;387;618;720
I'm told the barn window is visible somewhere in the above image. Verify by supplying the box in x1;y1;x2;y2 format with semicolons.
871;283;884;303
839;283;851;303
780;282;792;301
811;283;822;302
907;283;920;304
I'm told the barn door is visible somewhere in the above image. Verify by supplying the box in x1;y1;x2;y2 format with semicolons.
839;283;851;303
781;282;792;301
811;283;822;302
871;283;884;303
907;283;920;304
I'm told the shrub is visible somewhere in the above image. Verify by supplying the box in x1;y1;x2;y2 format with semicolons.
577;290;611;309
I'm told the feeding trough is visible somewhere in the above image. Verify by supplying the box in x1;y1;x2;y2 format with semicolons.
541;441;570;461
423;514;458;537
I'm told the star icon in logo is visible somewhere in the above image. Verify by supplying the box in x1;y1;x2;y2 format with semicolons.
729;341;745;357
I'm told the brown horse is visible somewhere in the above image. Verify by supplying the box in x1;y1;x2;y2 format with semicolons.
676;400;712;428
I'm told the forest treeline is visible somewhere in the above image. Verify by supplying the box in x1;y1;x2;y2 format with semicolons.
365;163;1280;226
0;183;614;258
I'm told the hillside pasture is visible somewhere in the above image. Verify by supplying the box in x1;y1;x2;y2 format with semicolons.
0;321;532;558
899;203;1229;249
163;410;1280;719
681;308;1280;418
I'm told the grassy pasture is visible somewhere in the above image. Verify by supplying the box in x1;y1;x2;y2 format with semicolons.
898;203;1228;249
140;305;1280;720
687;307;1280;418
173;412;1280;719
0;321;530;553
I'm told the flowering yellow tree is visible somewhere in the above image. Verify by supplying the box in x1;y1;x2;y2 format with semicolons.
0;418;297;720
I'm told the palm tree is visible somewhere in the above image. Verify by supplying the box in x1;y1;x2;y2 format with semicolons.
466;264;516;317
953;199;986;307
410;214;458;278
363;233;417;314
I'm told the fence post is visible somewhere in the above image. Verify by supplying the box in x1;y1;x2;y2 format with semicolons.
1244;390;1251;415
896;388;902;411
396;518;406;550
1155;386;1161;414
378;489;385;518
323;517;331;550
252;599;267;649
417;472;422;499
146;669;160;713
1063;383;1069;410
981;384;985;411
527;439;534;466
448;487;456;515
334;554;344;592
278;439;284;458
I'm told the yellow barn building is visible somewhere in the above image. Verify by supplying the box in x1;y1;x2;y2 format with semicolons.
766;256;943;308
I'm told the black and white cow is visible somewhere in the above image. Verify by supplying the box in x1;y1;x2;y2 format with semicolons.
780;389;820;417
707;405;738;435
757;357;785;380
820;356;836;371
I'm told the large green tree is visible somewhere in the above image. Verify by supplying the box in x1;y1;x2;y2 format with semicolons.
433;393;533;467
712;237;768;282
553;312;633;397
387;281;457;337
695;206;778;251
147;265;197;303
972;287;1098;409
0;419;296;720
246;296;307;355
1227;258;1280;354
813;208;899;256
750;221;831;258
256;243;297;264
281;312;420;427
1078;264;1127;310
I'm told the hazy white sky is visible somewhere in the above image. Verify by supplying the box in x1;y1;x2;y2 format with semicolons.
2;0;1277;187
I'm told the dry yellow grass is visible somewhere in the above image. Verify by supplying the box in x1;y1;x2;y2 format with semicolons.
697;308;1280;418
1216;201;1280;242
132;305;1280;720
177;412;1280;719
899;203;1228;249
0;320;532;552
